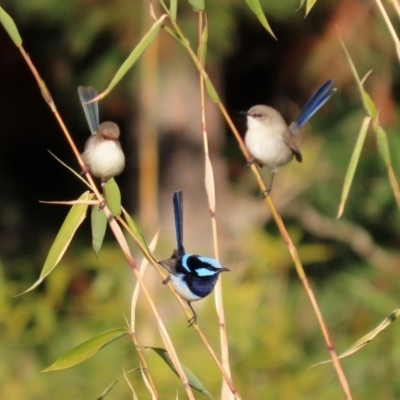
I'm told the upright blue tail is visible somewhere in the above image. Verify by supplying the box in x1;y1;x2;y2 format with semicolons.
78;86;100;134
294;79;336;129
173;191;185;256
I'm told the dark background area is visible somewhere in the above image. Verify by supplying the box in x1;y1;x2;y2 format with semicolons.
1;1;400;399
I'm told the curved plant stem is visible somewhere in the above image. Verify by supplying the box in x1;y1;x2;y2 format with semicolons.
169;17;353;400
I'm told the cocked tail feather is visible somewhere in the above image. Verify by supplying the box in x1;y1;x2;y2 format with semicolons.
292;79;336;131
78;86;100;134
173;190;185;257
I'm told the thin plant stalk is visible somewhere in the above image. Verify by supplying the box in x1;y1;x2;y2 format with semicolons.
128;234;161;399
117;214;241;398
168;18;353;400
197;10;233;400
374;0;400;62
17;42;196;400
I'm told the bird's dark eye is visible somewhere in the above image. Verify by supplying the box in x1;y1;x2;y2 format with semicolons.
253;113;263;118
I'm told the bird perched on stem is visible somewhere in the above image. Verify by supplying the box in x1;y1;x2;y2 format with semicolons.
78;86;125;183
242;80;336;196
159;191;229;326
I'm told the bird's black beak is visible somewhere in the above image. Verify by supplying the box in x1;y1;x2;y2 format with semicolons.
239;110;248;115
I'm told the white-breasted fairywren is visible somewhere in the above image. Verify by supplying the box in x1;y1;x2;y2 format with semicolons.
159;191;229;325
78;86;125;183
242;80;336;196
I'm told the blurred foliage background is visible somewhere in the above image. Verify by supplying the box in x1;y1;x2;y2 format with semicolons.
1;0;400;398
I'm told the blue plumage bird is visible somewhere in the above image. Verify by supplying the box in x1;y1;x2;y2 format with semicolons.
243;79;336;195
159;191;229;325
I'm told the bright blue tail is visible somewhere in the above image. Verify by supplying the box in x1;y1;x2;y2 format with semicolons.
173;191;185;256
78;86;100;134
295;80;335;129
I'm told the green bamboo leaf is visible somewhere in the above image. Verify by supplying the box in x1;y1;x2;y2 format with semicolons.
47;150;90;188
245;0;277;40
373;123;400;206
19;192;92;295
204;77;219;103
96;369;139;400
337;116;371;218
305;0;317;16
121;207;151;256
197;19;208;64
170;0;178;20
104;178;121;217
188;0;205;12
0;6;22;46
340;38;377;118
43;328;129;372
374;123;391;164
312;309;400;368
91;205;108;257
147;347;212;398
162;26;184;45
98;14;167;98
97;380;119;400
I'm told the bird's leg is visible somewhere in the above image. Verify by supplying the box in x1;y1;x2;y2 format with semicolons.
187;302;197;327
246;156;256;167
162;275;171;285
81;164;90;175
246;157;263;168
262;170;276;198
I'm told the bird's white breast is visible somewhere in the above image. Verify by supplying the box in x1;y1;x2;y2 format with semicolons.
245;118;293;169
169;274;202;302
83;140;125;181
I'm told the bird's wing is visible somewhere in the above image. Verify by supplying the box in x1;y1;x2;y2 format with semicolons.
285;136;302;163
78;86;100;135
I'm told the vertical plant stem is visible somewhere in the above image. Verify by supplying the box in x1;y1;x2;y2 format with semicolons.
169;19;352;400
130;331;159;399
18;42;195;400
197;11;233;400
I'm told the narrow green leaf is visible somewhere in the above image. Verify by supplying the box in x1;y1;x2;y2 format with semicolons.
0;6;22;46
96;369;139;400
337;116;371;218
305;0;317;16
97;380;119;400
162;26;184;45
99;15;167;98
245;0;277;40
312;309;400;368
19;192;92;295
204;77;219;103
188;0;205;12
43;328;129;371
104;178;121;217
47;150;90;188
374;123;391;164
148;347;212;398
340;38;377;117
373;123;400;206
170;0;178;21
91;205;108;257
121;207;151;256
197;19;208;64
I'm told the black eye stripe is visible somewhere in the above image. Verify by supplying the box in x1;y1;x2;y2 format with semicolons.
186;255;219;272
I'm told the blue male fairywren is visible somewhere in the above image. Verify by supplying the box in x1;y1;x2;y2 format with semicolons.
242;80;336;196
78;86;125;183
159;191;229;325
